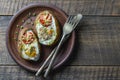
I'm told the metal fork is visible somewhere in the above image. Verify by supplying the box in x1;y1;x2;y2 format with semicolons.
44;14;83;78
35;35;70;76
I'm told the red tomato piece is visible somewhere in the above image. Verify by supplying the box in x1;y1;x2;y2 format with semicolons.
22;31;35;44
39;12;52;27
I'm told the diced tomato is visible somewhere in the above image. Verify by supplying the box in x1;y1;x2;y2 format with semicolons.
40;19;45;25
22;31;35;44
22;39;26;43
39;12;52;27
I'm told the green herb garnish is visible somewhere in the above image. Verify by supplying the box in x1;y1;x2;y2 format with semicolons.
31;22;34;26
21;26;24;29
15;32;18;34
33;13;36;16
28;12;31;16
22;20;25;23
27;21;30;24
13;38;17;41
16;25;19;28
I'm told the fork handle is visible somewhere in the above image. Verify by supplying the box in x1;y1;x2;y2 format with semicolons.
35;48;56;76
44;34;66;78
36;35;69;76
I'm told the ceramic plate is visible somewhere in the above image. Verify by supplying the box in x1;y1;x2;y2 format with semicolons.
6;3;75;72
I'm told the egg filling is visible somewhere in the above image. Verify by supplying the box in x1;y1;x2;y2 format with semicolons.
18;30;40;61
36;11;57;45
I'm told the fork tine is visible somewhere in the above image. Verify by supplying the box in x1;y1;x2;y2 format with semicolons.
71;16;77;24
73;18;80;26
66;15;72;23
72;20;80;29
64;16;71;26
66;16;70;23
72;14;82;29
73;20;79;29
68;16;74;23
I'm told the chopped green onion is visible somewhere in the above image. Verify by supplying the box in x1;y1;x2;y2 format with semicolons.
33;13;36;16
16;25;19;28
21;26;24;29
28;12;31;16
15;32;18;34
31;22;34;26
22;20;25;23
27;21;30;24
13;38;17;41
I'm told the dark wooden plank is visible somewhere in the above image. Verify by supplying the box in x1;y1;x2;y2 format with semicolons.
0;0;119;15
0;16;15;65
0;66;119;80
70;16;120;65
1;16;120;65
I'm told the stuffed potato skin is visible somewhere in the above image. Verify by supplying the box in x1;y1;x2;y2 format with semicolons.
18;28;41;61
35;10;60;46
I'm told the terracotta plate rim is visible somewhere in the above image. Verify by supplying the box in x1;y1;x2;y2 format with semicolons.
6;3;75;72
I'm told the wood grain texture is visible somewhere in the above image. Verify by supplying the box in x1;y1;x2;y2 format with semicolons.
72;16;120;65
0;0;119;15
1;0;120;80
1;16;120;65
0;16;15;65
0;66;119;80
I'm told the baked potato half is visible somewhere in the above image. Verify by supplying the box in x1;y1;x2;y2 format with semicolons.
35;10;60;46
18;28;41;61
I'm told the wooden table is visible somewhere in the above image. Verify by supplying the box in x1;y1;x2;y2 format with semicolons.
0;0;120;80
